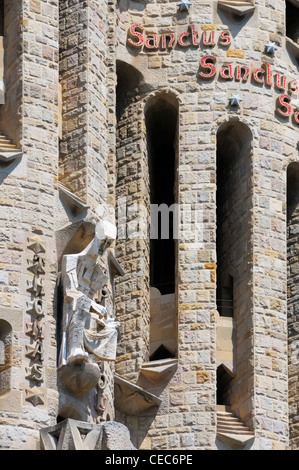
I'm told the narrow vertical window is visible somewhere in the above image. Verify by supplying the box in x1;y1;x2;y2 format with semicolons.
0;0;4;36
145;95;178;361
287;162;299;449
217;273;234;317
216;121;253;426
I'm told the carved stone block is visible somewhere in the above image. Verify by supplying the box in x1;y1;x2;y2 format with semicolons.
40;419;135;450
58;362;102;397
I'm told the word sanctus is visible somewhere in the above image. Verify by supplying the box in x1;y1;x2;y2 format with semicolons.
127;24;231;49
199;56;299;123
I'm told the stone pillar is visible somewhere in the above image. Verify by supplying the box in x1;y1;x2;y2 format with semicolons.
59;0;110;210
0;1;22;143
114;98;150;383
0;0;59;449
57;0;118;427
252;131;289;449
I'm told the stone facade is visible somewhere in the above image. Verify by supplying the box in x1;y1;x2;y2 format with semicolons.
0;0;298;451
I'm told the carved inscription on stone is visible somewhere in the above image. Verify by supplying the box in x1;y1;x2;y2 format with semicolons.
25;238;46;386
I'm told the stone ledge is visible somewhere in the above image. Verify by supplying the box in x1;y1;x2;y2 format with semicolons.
218;0;255;18
217;431;255;449
0;133;22;164
58;183;90;217
114;374;162;416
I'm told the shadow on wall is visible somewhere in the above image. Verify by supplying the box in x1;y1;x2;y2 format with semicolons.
116;60;144;120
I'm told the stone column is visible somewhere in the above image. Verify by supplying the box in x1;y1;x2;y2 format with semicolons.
59;0;110;210
57;0;119;426
114;98;150;383
0;0;59;449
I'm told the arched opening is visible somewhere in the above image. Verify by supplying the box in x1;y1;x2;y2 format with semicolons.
146;95;178;296
145;94;179;361
287;162;299;449
216;121;253;426
0;319;12;396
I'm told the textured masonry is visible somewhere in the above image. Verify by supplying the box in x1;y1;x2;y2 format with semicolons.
0;0;298;451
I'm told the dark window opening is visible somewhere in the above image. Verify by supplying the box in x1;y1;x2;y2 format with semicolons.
217;364;234;405
286;1;299;44
149;344;176;362
0;0;3;37
216;122;251;317
146;97;178;295
287;163;299;446
217;274;234;317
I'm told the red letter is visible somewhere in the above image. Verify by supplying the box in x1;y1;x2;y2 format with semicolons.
276;94;292;117
289;80;299;95
264;63;272;86
189;25;200;46
145;34;158;49
203;31;215;46
127;24;144;47
220;64;233;80
235;65;250;82
178;31;190;47
161;34;175;49
253;68;265;84
219;30;231;46
275;74;287;91
198;56;216;78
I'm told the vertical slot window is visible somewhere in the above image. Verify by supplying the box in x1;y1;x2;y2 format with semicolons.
216;121;253;420
145;95;178;361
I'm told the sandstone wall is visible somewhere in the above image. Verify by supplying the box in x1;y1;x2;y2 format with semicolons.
113;0;298;450
0;0;298;451
0;0;59;449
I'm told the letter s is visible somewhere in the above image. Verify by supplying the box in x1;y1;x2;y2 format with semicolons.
276;94;292;117
127;24;144;47
198;56;216;79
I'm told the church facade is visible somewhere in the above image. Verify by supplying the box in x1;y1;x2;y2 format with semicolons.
0;0;298;450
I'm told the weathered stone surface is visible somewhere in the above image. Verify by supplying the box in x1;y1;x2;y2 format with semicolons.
40;418;135;450
0;0;298;452
101;421;136;450
58;363;102;397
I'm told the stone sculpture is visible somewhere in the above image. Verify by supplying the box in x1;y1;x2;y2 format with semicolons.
58;221;119;396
